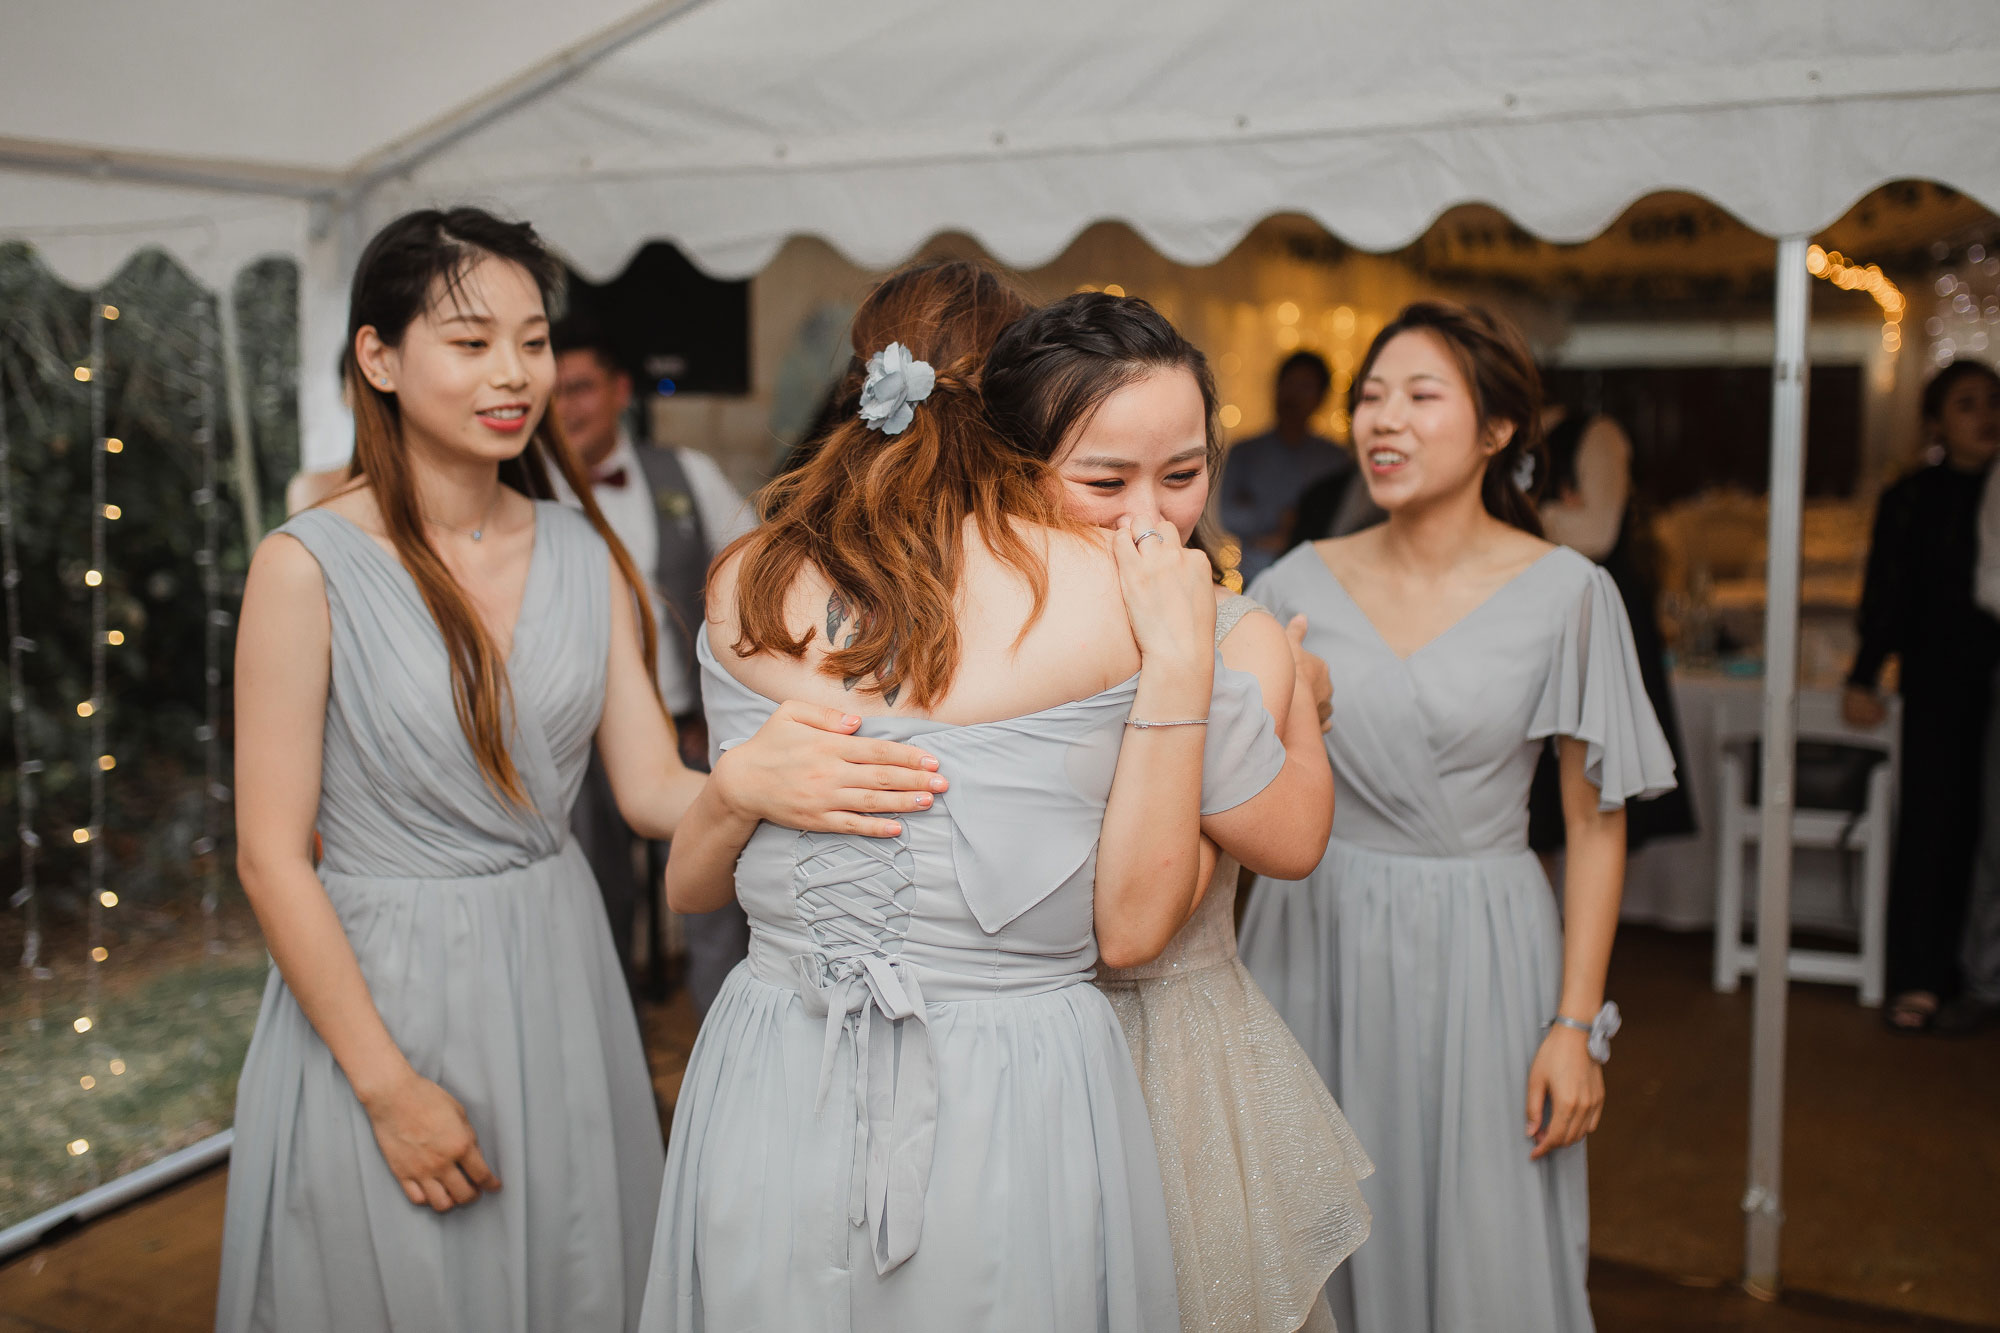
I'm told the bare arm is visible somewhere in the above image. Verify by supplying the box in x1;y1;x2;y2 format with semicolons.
1526;736;1624;1160
234;536;499;1212
595;556;707;840
664;704;949;913
1094;514;1214;969
1199;610;1336;880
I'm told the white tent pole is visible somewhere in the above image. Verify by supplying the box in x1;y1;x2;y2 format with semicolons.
215;286;265;548
344;0;714;195
1744;232;1812;1296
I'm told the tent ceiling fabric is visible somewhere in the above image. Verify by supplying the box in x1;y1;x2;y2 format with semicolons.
382;0;2000;279
0;0;647;172
5;1;1999;285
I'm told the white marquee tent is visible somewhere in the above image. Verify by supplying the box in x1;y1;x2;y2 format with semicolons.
5;0;2000;1289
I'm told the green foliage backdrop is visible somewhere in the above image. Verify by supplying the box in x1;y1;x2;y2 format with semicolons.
0;244;299;1226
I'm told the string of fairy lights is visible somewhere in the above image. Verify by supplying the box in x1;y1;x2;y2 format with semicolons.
1805;245;1906;353
61;296;120;1168
194;299;227;971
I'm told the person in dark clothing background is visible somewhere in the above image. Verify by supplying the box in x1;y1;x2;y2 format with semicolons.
1220;351;1359;580
1844;359;2000;1031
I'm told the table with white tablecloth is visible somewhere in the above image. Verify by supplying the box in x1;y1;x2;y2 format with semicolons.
1617;671;1870;935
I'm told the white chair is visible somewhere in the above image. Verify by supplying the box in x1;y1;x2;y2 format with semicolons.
1710;688;1899;1006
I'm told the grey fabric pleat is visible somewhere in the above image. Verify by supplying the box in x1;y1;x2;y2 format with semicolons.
1239;544;1676;1333
637;626;1285;1332
216;503;665;1333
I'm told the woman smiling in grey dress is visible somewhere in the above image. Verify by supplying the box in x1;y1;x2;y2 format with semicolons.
1240;302;1676;1333
218;209;946;1333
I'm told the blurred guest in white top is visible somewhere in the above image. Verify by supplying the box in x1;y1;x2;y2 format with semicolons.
1221;351;1359;582
1528;407;1696;856
551;316;755;1014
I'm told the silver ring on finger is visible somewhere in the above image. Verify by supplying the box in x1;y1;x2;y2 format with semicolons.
1134;528;1163;546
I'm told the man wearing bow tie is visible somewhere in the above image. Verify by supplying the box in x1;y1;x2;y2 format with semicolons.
551;317;754;1015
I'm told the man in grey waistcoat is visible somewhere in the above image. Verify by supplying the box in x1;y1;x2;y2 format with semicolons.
551;317;754;1015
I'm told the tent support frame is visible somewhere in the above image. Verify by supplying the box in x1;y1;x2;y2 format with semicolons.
1744;232;1811;1296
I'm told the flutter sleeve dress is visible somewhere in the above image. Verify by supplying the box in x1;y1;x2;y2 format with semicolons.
1096;593;1374;1333
216;503;666;1333
637;626;1288;1333
1239;543;1676;1333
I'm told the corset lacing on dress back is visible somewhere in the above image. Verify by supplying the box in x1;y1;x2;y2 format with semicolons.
787;829;934;1272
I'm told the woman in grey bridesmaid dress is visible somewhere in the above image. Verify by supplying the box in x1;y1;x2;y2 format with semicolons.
1240;302;1676;1333
217;210;944;1333
639;263;1306;1332
984;291;1374;1333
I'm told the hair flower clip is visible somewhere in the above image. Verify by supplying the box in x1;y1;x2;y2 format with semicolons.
858;342;937;436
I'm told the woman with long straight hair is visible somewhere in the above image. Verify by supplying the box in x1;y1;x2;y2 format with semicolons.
639;261;1305;1331
1239;301;1676;1332
217;208;946;1333
982;290;1373;1333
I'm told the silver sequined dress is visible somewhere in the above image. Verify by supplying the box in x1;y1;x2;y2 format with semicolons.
1098;594;1374;1333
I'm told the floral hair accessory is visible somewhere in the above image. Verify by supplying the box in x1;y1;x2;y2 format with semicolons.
858;342;937;436
1512;450;1537;493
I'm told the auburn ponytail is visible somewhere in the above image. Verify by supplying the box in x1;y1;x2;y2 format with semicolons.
723;261;1076;709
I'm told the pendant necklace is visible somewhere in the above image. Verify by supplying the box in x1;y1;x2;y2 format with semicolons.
426;489;503;543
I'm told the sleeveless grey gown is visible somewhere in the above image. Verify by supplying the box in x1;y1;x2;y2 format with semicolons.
216;503;665;1333
1239;544;1676;1333
638;626;1287;1332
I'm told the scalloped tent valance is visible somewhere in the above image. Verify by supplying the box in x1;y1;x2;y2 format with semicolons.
5;0;2000;462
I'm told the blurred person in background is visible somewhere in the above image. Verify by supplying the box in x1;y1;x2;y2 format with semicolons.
1221;351;1358;582
1528;406;1696;859
550;315;755;1014
1844;360;2000;1032
1943;362;2000;1034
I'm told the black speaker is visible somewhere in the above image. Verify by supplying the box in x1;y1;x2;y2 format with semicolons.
564;242;750;397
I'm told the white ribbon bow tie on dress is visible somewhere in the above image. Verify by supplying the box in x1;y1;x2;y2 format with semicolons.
790;949;938;1275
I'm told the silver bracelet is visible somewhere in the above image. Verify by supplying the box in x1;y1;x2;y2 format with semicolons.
1125;717;1209;729
1545;1001;1622;1064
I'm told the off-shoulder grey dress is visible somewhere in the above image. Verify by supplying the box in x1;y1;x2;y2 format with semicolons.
637;626;1288;1333
1239;544;1676;1333
216;504;665;1333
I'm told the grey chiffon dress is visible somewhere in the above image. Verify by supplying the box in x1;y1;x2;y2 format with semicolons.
216;504;665;1333
1097;594;1373;1333
1239;544;1676;1333
637;625;1288;1333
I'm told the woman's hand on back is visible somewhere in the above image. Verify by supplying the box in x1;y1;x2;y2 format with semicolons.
1112;508;1216;674
713;701;948;839
1285;615;1334;733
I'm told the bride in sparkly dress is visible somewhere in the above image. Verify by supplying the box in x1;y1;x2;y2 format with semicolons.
984;291;1374;1333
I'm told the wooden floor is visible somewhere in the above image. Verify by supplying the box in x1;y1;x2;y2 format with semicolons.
0;1169;225;1333
4;1170;1988;1333
4;933;1997;1332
